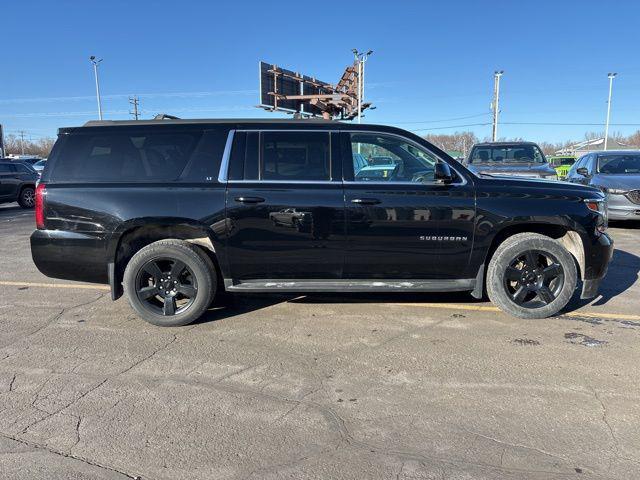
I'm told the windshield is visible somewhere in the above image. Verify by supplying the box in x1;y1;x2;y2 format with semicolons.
551;157;575;167
597;154;640;174
470;145;546;164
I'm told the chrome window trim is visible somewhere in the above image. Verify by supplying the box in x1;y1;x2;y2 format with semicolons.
343;130;468;186
226;180;339;185
342;181;458;187
217;129;235;183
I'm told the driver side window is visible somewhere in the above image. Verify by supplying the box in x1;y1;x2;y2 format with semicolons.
349;133;437;183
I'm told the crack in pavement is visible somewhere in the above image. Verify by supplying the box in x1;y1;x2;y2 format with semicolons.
0;432;138;479
0;293;106;358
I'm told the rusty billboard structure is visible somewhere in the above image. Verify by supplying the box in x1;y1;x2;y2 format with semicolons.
258;60;371;120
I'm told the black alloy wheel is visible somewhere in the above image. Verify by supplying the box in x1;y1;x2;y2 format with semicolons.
502;250;564;308
19;187;35;208
135;257;198;316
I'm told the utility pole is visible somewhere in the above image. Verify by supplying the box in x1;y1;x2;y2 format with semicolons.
352;49;373;124
89;56;104;120
491;70;504;142
604;72;617;150
129;96;140;120
18;130;26;155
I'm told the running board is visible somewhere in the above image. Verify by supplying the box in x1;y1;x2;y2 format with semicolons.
224;278;475;293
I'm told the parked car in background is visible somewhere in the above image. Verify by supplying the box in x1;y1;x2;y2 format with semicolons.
0;160;39;208
32;159;47;176
465;142;557;179
566;150;640;221
548;155;577;179
31;118;612;326
8;156;41;165
353;152;399;181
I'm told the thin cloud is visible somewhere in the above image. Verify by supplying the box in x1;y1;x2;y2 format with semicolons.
0;89;257;105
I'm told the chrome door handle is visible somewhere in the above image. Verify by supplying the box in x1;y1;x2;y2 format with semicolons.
234;196;265;204
351;198;381;205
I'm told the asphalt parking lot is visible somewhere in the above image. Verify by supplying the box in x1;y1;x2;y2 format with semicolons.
1;202;639;480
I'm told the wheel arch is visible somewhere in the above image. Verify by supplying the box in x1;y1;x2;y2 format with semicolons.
108;219;224;300
482;222;587;285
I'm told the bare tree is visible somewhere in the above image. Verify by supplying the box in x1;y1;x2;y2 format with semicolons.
3;134;56;157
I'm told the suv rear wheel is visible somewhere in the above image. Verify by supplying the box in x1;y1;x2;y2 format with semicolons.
123;239;216;326
486;233;577;319
18;186;35;208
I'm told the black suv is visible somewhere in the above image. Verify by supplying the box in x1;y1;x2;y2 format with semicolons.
31;119;613;326
0;161;38;208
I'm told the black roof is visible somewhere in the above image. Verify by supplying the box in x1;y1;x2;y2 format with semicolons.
81;118;341;127
58;118;422;139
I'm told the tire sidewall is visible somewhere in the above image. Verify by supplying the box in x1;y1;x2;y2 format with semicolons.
487;234;577;319
123;242;215;327
19;187;35;208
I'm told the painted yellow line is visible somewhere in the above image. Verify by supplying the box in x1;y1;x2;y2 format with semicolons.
400;302;500;312
0;280;109;291
564;311;640;321
397;302;640;321
1;281;639;322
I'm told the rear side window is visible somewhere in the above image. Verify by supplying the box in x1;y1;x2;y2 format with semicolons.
16;164;34;174
260;131;330;181
50;130;205;182
0;164;16;173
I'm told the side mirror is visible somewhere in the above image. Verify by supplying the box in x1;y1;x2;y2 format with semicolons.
435;162;454;184
576;167;590;177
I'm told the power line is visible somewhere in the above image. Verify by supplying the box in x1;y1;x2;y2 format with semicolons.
501;121;640;126
392;113;490;125
411;122;492;132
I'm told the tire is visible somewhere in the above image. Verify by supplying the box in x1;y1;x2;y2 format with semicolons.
18;186;35;208
486;233;577;319
123;239;217;326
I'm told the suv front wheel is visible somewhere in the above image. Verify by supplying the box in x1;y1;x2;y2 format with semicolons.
487;233;577;319
123;239;216;326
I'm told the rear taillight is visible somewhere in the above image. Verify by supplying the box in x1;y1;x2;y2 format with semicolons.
35;183;46;229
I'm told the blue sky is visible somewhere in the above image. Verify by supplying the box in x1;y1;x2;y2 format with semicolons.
2;0;640;143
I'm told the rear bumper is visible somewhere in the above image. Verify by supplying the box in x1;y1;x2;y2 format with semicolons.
30;229;109;284
580;232;614;299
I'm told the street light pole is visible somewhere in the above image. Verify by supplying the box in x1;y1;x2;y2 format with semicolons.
604;72;617;150
90;56;103;120
352;49;373;125
491;70;504;142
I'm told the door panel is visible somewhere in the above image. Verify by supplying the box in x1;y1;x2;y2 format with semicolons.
0;164;18;199
226;184;345;280
341;131;475;280
344;183;475;279
224;130;346;281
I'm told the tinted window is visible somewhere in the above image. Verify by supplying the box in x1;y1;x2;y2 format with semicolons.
16;164;34;174
597;154;640;174
350;133;437;183
51;130;203;182
0;164;16;173
470;145;545;163
260;131;330;181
